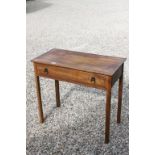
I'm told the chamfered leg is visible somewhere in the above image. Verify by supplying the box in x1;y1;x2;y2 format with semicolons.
105;88;112;144
117;73;123;123
55;80;60;107
35;75;44;123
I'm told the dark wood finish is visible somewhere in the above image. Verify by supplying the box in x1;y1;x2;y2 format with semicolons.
105;85;112;143
117;66;124;123
55;80;60;107
31;48;126;143
112;64;123;86
34;75;44;123
35;63;109;90
32;48;126;76
34;63;44;123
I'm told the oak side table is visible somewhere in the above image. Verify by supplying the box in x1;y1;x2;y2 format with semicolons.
31;48;126;143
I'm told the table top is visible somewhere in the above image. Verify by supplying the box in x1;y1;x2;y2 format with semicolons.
32;48;126;76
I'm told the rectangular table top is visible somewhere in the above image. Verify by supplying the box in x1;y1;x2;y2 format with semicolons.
32;48;126;76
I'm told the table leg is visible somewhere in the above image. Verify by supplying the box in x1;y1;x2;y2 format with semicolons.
105;88;112;143
55;80;60;107
35;76;44;123
117;73;123;123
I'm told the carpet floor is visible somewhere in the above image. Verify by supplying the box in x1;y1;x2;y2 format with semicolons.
26;0;128;154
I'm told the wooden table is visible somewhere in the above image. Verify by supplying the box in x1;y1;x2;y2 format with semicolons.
32;48;126;143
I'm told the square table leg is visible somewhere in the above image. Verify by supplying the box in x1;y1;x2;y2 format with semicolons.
105;87;112;143
117;72;123;123
55;80;60;107
35;75;44;123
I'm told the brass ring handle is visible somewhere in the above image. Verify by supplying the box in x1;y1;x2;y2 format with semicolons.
91;77;96;83
44;68;48;74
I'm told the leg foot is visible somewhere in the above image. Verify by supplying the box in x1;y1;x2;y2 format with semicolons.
55;80;60;107
105;88;111;143
35;76;44;123
117;73;123;123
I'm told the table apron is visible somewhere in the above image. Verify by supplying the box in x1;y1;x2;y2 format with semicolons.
35;63;110;90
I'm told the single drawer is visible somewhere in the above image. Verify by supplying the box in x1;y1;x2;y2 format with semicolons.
36;64;109;89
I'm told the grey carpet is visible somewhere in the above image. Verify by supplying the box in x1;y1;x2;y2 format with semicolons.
26;0;128;154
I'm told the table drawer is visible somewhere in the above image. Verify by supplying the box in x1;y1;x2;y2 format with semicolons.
36;64;108;89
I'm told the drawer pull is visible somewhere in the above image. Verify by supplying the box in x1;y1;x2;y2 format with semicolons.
44;68;48;74
91;77;96;83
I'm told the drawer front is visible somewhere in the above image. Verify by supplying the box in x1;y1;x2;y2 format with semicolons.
36;64;108;89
